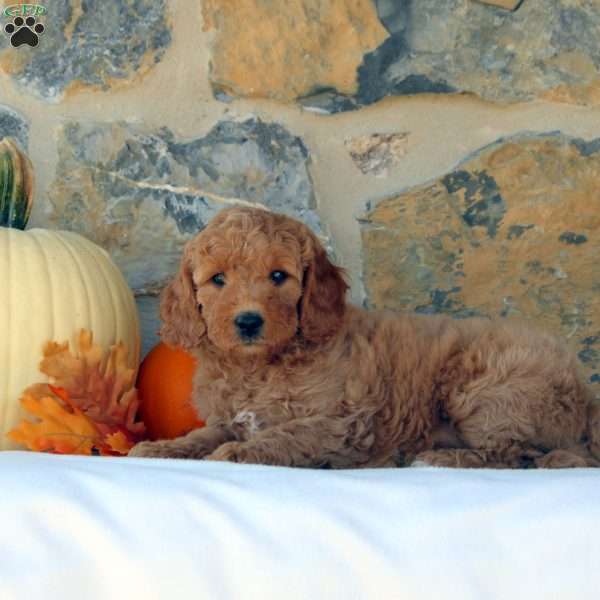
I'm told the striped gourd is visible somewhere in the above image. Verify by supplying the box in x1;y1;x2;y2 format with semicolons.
0;138;140;450
0;137;34;230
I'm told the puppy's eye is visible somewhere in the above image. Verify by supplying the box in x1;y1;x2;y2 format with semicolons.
270;270;288;286
211;273;226;287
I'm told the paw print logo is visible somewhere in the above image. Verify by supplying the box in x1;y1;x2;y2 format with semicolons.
4;16;45;47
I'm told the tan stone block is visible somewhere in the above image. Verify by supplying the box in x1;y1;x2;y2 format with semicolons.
361;133;600;393
202;0;388;102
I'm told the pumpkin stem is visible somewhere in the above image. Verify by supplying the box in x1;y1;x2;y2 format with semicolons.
0;137;34;231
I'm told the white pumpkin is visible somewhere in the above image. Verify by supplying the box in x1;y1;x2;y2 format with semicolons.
0;228;140;450
0;138;140;450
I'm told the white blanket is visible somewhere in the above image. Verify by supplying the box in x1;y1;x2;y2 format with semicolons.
1;452;599;600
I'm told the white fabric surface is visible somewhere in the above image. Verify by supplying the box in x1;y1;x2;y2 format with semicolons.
1;451;599;600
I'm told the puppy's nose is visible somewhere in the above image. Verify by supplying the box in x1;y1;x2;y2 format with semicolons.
234;311;264;340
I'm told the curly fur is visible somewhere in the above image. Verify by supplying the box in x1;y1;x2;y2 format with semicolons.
130;207;600;468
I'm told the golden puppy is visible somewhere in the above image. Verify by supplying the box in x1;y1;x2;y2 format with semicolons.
130;207;600;468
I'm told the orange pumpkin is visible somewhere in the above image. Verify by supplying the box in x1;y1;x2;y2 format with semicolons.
136;342;204;440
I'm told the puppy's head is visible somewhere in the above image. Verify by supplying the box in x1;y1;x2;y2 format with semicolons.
160;206;348;358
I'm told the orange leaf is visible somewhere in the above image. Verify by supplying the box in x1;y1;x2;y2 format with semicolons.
38;330;145;438
8;329;146;456
102;430;135;455
48;385;70;404
8;393;100;455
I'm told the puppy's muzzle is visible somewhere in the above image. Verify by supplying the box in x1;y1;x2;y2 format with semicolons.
234;311;264;342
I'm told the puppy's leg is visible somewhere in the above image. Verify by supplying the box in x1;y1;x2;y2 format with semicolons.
129;424;234;459
418;446;600;469
443;326;592;468
205;416;370;468
534;447;598;468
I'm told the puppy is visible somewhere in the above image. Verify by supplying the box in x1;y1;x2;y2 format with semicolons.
130;207;600;468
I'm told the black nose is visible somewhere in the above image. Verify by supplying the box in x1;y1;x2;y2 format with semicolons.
234;311;264;340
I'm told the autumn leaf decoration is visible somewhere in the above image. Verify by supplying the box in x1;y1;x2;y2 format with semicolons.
8;330;146;455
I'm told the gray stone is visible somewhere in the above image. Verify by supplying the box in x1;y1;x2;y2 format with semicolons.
0;0;171;101
136;295;161;359
48;117;325;294
0;105;29;149
301;0;600;112
573;137;600;157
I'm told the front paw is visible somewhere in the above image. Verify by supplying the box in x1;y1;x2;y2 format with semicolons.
205;441;255;464
128;440;171;458
128;440;201;459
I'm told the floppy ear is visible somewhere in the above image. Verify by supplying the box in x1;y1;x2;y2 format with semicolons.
299;240;348;343
159;244;206;350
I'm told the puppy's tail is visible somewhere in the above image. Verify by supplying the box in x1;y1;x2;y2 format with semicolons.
587;403;600;462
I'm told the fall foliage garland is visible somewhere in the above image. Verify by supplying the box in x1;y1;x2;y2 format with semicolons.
8;330;146;455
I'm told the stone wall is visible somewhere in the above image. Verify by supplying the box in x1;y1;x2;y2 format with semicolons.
1;0;599;394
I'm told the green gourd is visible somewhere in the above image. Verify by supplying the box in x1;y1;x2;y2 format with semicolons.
0;137;34;230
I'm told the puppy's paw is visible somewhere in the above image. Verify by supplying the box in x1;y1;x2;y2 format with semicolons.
410;450;449;468
412;448;492;468
534;449;590;469
128;441;169;458
205;441;257;464
128;440;194;459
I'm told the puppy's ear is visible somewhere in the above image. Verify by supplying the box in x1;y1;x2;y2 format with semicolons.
299;239;348;343
159;244;206;350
